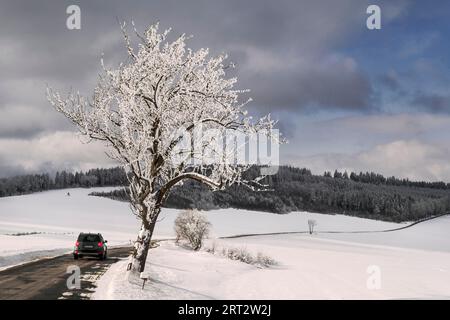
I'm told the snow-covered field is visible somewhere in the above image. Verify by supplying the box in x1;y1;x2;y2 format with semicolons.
92;237;450;300
0;233;73;271
1;187;450;299
0;187;138;270
0;186;402;270
0;186;404;239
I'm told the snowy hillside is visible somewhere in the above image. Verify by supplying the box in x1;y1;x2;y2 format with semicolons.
1;188;449;254
1;187;450;298
0;187;402;239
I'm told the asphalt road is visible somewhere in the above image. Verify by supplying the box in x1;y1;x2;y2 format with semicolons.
0;246;132;300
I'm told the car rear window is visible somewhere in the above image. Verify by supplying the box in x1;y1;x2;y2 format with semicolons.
78;234;101;242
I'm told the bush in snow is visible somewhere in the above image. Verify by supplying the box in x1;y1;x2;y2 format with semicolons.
205;241;217;254
226;247;255;264
256;252;278;267
205;244;278;268
174;209;211;251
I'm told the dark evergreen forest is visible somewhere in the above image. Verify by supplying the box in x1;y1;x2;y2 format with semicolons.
88;166;450;222
0;167;127;197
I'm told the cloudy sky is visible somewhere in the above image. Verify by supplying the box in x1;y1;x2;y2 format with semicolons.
1;0;450;181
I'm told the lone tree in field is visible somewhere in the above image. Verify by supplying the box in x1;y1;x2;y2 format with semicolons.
48;22;280;274
308;219;317;234
174;209;211;251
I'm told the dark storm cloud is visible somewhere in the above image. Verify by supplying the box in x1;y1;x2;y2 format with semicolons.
246;57;373;112
412;93;450;113
0;0;387;139
0;0;414;177
0;104;73;138
0;164;26;178
379;71;401;92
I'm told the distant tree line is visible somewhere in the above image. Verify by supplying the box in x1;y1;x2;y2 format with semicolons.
2;165;450;222
0;167;127;197
90;166;450;223
325;169;450;190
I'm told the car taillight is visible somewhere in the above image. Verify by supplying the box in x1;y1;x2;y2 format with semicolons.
98;242;103;247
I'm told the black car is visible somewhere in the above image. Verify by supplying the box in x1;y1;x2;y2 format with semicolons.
74;233;108;260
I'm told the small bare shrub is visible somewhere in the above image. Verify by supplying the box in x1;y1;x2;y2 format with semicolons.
256;252;278;267
174;209;211;250
205;241;217;254
226;247;255;264
210;245;278;268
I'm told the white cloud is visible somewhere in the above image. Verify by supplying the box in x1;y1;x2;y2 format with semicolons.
291;140;450;182
285;112;450;157
0;131;116;176
283;113;450;182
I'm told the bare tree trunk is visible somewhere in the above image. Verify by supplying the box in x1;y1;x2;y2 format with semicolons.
129;206;160;275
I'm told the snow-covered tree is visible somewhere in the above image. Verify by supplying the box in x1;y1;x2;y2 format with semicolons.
174;209;210;250
48;22;281;274
308;219;317;234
